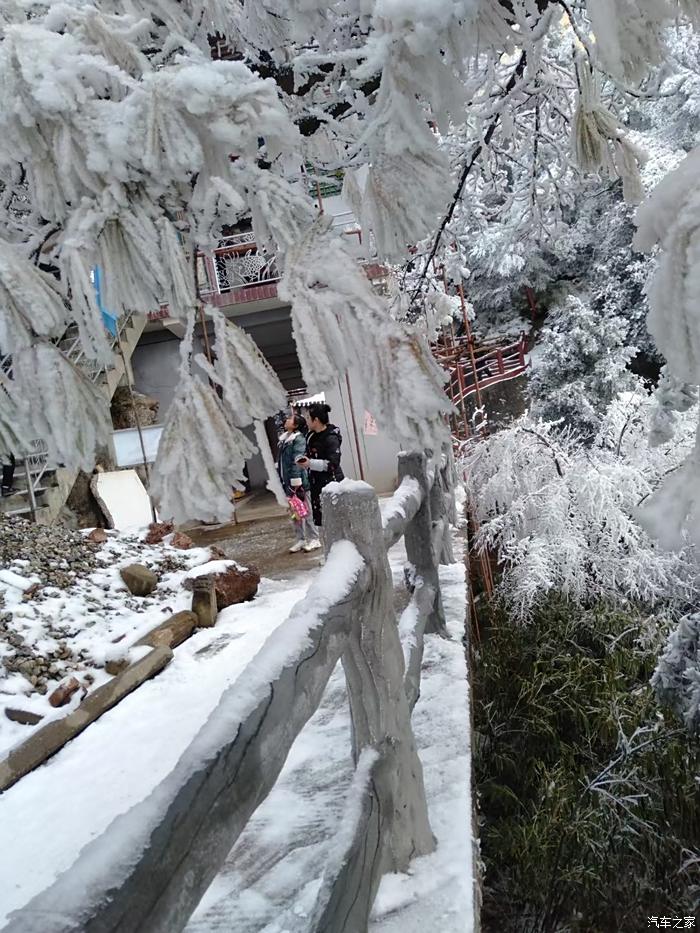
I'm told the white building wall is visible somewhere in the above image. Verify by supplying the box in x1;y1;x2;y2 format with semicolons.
324;370;400;495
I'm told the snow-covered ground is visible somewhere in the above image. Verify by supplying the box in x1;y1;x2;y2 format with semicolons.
0;528;237;755
0;534;472;932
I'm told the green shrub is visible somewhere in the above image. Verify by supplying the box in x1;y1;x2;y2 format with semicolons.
474;597;700;932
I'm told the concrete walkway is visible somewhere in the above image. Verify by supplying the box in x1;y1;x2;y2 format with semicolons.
214;515;324;581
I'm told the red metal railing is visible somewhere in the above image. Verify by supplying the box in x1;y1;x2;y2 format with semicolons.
434;333;529;441
435;334;528;404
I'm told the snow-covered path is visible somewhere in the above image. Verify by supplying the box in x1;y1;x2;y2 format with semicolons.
0;540;473;932
186;539;473;932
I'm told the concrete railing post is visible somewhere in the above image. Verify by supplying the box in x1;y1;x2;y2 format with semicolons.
398;452;447;636
318;482;435;929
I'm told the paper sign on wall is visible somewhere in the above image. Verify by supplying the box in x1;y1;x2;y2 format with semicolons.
363;411;378;435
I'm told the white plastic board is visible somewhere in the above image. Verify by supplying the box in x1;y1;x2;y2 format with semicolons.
91;470;154;531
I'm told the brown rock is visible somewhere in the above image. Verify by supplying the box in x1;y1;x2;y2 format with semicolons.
48;677;81;708
209;546;226;559
105;658;129;676
5;708;43;726
120;564;158;596
87;528;108;544
184;564;260;610
111;386;159;430
144;521;174;545
171;532;194;550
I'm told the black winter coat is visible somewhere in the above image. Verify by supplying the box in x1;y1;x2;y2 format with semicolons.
306;424;344;526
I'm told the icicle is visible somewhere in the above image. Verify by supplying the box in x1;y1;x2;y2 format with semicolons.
585;0;671;82
0;374;34;459
97;202;163;318
652;612;700;735
279;218;360;388
361;326;452;453
649;367;698;447
150;307;256;523
634;148;700;387
190;175;247;251
79;8;151;77
232;163;315;261
253;419;288;507
157;217;196;320
60;244;114;364
11;343;111;470
282;220;451;452
572;59;645;203
637;414;700;551
0;241;67;353
150;375;255;524
194;307;286;425
363;78;451;261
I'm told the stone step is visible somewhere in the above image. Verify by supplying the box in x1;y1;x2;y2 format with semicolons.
1;505;51;522
0;487;50;512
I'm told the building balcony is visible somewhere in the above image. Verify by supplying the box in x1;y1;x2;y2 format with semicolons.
197;231;281;309
147;209;387;326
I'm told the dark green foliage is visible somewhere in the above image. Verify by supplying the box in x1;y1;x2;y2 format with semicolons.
474;598;700;932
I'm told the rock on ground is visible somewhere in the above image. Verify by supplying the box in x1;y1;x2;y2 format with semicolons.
120;564;158;597
184;566;260;610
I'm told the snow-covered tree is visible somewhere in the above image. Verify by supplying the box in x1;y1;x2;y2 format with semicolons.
1;0;700;521
652;612;700;735
529;292;638;439
461;392;699;619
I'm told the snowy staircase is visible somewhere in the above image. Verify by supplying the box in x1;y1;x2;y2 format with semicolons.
1;312;147;524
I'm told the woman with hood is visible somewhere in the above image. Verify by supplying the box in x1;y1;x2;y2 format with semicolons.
296;402;344;530
277;412;321;553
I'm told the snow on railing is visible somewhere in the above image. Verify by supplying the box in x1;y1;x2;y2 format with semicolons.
4;448;458;933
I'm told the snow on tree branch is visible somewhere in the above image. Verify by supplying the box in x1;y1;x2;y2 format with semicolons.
195;307;287;424
462;394;699;619
0;0;699;521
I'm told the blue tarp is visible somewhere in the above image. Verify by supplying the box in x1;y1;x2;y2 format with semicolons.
92;266;118;337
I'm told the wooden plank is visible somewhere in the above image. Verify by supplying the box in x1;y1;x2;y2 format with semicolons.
0;647;173;794
135;611;198;649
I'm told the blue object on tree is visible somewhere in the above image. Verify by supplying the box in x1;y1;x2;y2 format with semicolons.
92;266;118;338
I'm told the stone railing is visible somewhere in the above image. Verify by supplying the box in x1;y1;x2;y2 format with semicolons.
3;448;459;932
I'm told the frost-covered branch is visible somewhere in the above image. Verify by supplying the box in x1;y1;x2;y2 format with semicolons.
462;394;699;618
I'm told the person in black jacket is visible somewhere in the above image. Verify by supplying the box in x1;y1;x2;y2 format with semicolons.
1;453;16;498
296;403;344;528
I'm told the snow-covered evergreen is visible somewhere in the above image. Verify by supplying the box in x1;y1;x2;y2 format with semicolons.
529;293;637;439
462;393;699;619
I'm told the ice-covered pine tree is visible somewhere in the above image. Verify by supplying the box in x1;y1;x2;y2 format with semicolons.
529;292;638;440
0;0;699;521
